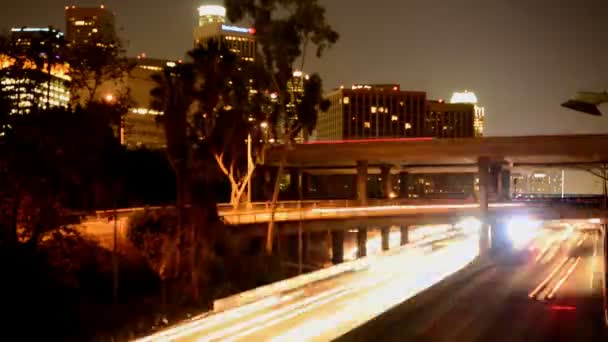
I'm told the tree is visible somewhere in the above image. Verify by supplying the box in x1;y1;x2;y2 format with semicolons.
225;0;339;254
150;63;196;298
189;41;270;209
128;209;178;312
0;106;122;250
150;41;273;302
65;38;132;107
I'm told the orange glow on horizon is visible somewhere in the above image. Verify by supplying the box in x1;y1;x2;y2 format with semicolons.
0;54;71;81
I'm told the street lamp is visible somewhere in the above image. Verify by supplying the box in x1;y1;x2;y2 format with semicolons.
103;92;120;303
561;91;608;116
562;90;608;325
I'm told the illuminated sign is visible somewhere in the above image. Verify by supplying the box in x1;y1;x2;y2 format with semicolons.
198;5;226;17
221;24;255;35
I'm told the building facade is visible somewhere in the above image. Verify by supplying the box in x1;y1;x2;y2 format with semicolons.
316;85;427;140
194;5;256;61
450;90;485;137
315;84;475;141
426;101;475;138
65;5;116;46
123;58;171;149
0;28;71;114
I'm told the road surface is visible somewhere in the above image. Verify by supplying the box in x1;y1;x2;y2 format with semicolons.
341;227;607;342
137;227;481;341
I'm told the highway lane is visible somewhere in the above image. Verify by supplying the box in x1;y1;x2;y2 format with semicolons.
137;226;481;342
341;226;607;342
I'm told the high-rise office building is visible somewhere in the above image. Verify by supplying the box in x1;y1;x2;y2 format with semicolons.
450;90;485;137
97;56;174;149
65;5;116;46
426;100;475;138
193;4;256;61
0;27;71;114
275;70;308;142
315;84;429;140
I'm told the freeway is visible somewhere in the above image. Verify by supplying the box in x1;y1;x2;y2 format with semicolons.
137;225;481;341
341;225;608;341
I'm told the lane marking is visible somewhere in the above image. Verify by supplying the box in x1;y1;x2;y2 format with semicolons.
196;286;350;342
547;257;581;300
529;257;570;300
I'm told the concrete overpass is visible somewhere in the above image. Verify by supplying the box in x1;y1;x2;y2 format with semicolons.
261;134;608;257
262;135;608;168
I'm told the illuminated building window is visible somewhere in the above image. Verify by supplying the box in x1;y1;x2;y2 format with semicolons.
405;123;412;129
343;97;350;104
364;121;371;128
371;106;377;113
391;115;398;121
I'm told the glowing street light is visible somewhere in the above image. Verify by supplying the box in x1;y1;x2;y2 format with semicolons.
104;94;114;103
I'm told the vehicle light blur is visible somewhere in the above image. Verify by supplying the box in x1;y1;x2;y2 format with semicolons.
454;217;481;235
550;305;577;311
507;216;542;249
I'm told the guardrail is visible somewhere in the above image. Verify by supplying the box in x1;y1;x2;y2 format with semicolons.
221;202;526;225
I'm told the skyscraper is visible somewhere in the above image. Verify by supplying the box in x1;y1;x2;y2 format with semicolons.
426;100;475;138
65;5;116;46
0;27;71;114
450;90;485;137
314;84;429;140
193;4;256;61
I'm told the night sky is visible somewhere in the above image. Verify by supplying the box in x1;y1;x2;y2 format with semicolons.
2;0;607;136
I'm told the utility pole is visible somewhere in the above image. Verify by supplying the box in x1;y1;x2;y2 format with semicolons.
112;200;119;304
247;133;253;208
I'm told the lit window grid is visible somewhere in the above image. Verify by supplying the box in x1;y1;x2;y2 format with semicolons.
318;90;428;140
1;74;70;114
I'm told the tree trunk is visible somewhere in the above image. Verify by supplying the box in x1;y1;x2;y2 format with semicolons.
190;222;200;304
265;150;287;254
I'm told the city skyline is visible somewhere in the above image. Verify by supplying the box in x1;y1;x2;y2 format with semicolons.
1;0;607;136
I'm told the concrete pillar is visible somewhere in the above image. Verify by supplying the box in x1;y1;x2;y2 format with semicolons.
478;157;491;255
357;160;368;206
301;171;310;200
288;168;299;200
490;217;509;253
381;226;390;251
357;228;367;258
399;172;409;198
400;226;409;245
500;169;511;201
331;230;345;264
381;166;393;199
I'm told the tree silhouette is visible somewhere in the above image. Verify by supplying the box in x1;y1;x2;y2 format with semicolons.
225;0;339;254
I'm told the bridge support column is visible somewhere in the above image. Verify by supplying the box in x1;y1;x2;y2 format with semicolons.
400;226;409;245
331;230;345;264
490;217;510;253
381;226;390;251
478;157;491;256
381;166;393;199
357;228;367;258
288;168;300;200
399;172;409;198
357;160;368;206
500;169;511;201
